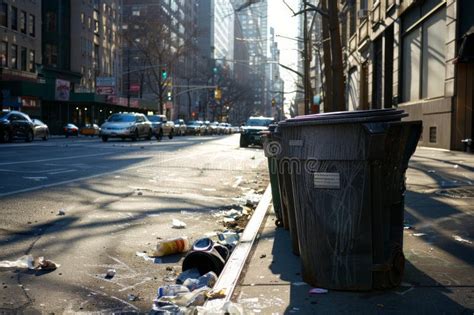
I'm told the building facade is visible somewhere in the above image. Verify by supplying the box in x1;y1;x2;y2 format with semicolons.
233;0;269;116
0;0;42;115
268;27;285;120
122;0;199;120
338;0;473;150
196;0;235;121
40;0;125;134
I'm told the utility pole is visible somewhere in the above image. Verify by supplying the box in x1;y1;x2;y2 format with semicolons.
127;49;131;109
303;4;310;115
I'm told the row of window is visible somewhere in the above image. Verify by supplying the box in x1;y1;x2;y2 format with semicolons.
0;41;35;72
0;3;36;37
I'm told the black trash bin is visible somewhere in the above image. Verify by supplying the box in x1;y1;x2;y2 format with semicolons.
279;109;422;290
262;125;286;228
274;125;301;256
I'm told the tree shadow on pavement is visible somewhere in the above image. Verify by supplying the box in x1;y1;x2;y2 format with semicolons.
267;225;471;314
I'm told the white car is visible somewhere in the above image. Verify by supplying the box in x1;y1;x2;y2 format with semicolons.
100;113;152;142
147;115;175;140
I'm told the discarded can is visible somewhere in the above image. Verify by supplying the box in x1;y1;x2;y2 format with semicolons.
149;237;191;257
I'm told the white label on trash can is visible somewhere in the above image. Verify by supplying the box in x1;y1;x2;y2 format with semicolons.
289;140;303;147
313;172;340;189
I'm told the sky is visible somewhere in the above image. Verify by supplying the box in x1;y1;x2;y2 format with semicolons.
268;0;300;106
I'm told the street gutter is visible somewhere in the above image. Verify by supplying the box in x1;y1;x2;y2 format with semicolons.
204;184;272;309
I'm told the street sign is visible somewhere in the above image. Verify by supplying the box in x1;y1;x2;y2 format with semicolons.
96;86;116;95
130;84;140;93
96;77;116;87
96;77;116;95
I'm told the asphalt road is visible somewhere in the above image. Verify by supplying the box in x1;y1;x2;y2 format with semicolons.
0;134;268;313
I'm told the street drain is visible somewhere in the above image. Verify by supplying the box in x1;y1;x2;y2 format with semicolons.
435;187;474;199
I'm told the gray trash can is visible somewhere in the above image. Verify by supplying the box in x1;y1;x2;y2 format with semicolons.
274;126;301;256
279;109;422;290
262;125;286;228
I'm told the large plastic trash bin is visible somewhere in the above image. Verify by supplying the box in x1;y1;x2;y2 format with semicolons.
273;125;301;256
262;125;285;228
279;109;422;290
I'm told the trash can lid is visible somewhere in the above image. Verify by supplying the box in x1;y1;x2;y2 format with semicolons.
281;109;408;127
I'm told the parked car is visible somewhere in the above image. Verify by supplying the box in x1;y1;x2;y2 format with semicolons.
231;124;241;133
0;110;35;143
203;121;212;135
240;116;275;148
218;123;233;135
173;119;187;136
80;123;101;137
209;121;220;135
147;115;175;140
32;119;49;141
100;113;152;142
186;121;203;135
64;123;79;137
225;123;233;134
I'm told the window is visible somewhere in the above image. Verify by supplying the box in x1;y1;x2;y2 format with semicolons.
93;10;99;34
28;14;35;36
46;11;56;32
44;44;58;67
429;126;437;143
0;41;7;67
20;47;26;71
349;2;356;37
11;44;17;69
29;49;35;72
0;3;6;27
402;8;446;102
11;6;17;30
20;10;26;33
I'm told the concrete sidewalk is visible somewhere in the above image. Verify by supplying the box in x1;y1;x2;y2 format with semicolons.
233;147;474;314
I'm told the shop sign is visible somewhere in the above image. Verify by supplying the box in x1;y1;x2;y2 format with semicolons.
130;84;140;93
55;79;71;101
96;77;116;95
21;97;39;108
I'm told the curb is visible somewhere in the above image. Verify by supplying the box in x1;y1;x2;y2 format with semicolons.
204;184;273;309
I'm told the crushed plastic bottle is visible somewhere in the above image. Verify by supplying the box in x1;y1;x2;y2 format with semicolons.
157;284;190;298
156;286;210;307
183;271;218;291
149;237;191;257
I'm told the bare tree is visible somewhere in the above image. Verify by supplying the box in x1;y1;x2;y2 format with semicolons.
122;7;197;115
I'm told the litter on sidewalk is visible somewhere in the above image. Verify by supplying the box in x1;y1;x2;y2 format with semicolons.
309;288;328;294
148;237;191;257
172;219;187;229
0;255;60;271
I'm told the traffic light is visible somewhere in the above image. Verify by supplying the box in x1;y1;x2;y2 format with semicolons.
214;87;222;100
213;67;218;74
167;91;172;101
162;69;168;80
271;98;276;107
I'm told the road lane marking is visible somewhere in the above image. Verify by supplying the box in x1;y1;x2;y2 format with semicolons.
0;150;210;198
47;169;77;175
0;152;115;166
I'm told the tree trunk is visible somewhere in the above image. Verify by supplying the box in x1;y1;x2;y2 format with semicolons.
321;0;333;112
327;0;346;111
